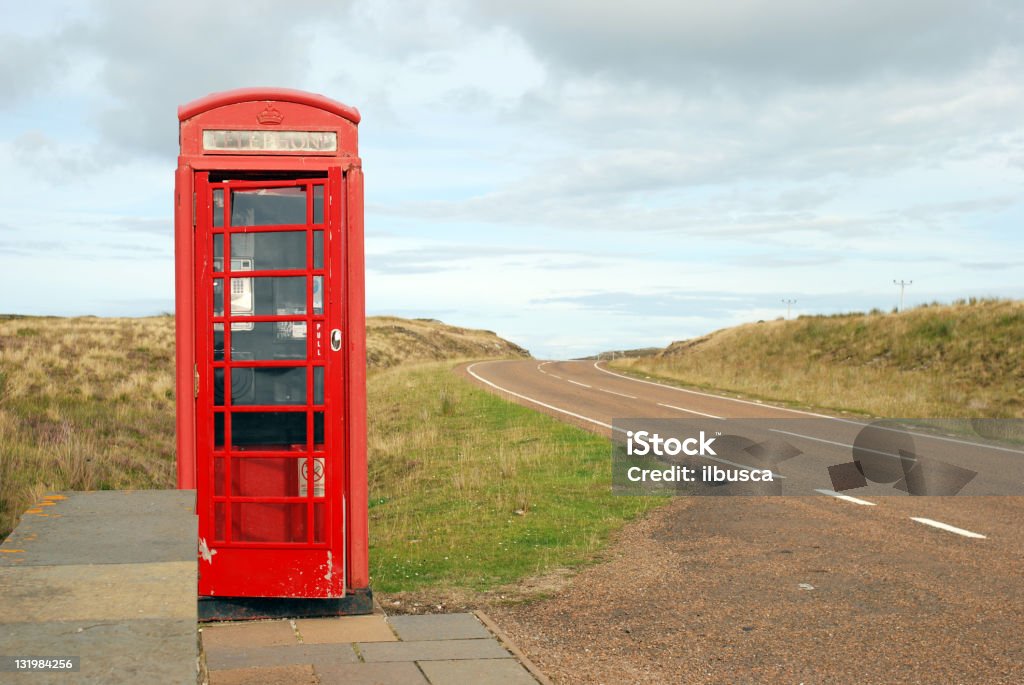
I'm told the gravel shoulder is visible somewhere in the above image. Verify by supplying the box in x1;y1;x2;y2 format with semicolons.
479;496;1024;685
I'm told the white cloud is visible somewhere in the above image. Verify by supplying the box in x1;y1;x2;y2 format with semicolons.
1;0;1022;356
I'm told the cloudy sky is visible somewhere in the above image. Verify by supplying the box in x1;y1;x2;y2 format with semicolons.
2;1;1022;358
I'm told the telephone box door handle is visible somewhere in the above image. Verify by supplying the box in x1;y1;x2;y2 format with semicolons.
330;328;342;352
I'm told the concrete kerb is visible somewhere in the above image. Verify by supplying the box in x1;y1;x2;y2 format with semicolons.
473;610;554;685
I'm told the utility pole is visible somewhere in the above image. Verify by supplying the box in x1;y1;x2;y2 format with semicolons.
893;280;912;312
781;299;797;320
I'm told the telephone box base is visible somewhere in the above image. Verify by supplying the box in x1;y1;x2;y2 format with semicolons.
198;588;373;622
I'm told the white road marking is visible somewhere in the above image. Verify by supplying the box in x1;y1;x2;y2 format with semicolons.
536;362;564;379
910;517;987;539
814;489;877;506
568;379;592;388
598;388;637;399
657;403;723;419
592;362;1024;455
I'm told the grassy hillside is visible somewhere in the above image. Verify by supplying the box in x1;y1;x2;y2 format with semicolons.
611;299;1024;418
368;317;529;367
0;314;528;539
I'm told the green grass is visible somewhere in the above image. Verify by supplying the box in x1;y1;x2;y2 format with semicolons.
367;362;661;592
612;299;1024;418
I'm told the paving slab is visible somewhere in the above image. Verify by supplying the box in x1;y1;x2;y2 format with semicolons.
204;642;358;670
359;638;513;663
312;661;432;684
418;658;540;685
201;620;299;649
296;614;397;643
0;561;196;623
0;618;198;685
0;490;196;567
388;613;491;641
209;663;318;685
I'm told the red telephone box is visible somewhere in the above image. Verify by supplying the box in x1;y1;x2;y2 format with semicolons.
174;89;369;617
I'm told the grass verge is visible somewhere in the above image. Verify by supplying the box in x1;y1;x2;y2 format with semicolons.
367;362;662;592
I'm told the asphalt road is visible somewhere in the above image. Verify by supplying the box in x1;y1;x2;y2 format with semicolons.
466;359;1024;684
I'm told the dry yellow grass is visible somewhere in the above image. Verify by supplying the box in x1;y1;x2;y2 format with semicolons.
611;299;1024;418
367;317;529;368
0;314;529;538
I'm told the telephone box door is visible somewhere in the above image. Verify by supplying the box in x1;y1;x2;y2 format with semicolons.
193;171;346;597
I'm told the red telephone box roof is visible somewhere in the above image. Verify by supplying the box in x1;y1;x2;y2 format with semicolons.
178;88;361;124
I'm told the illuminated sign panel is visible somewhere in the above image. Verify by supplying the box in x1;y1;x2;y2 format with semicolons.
202;129;338;153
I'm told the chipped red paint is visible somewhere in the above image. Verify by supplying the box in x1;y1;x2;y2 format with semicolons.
175;89;367;601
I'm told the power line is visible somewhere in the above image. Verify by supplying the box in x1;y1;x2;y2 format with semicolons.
781;299;797;320
893;280;912;312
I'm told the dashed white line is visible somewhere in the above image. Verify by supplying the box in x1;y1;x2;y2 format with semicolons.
814;489;877;506
910;517;987;539
657;403;722;420
568;379;591;388
598;388;637;399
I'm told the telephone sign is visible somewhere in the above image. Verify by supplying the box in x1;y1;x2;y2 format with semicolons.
174;89;369;618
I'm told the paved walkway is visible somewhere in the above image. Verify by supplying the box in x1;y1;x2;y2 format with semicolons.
201;610;548;684
0;490;549;684
0;490;199;684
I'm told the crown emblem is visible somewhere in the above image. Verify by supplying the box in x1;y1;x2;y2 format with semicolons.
256;105;284;125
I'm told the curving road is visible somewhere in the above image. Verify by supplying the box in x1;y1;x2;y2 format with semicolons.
464;359;1024;682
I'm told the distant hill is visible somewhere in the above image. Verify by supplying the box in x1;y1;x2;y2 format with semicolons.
609;299;1024;418
367;317;529;368
0;314;528;538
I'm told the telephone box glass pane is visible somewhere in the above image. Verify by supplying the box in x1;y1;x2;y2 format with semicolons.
313;412;324;444
213;278;223;315
313;276;323;315
230;232;306;271
313;367;324;405
230;458;303;497
213;189;224;227
213;234;223;266
230;323;306;361
215;368;305;405
231;503;308;543
313;186;324;224
229;367;306;406
214;367;266;407
231;411;321;447
230;277;306;316
313;231;323;269
231;187;306;226
213;412;225;450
